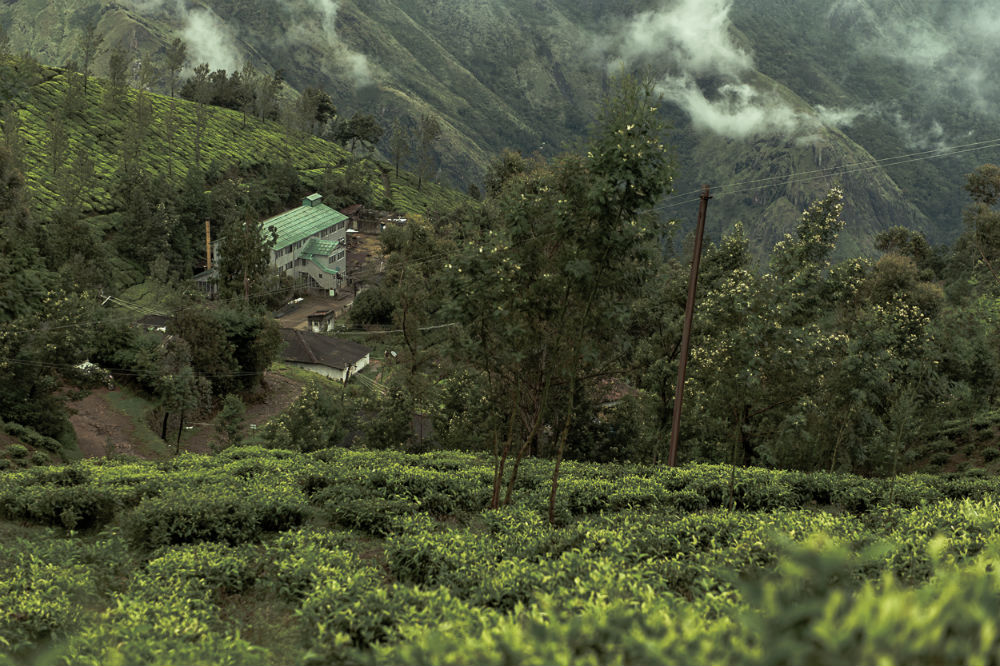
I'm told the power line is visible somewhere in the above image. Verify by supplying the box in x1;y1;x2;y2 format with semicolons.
2;280;314;334
654;136;1000;212
336;322;459;336
0;357;266;378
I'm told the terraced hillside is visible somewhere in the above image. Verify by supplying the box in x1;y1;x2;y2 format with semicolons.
1;57;469;221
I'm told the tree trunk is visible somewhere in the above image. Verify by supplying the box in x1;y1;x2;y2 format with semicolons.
175;410;185;454
547;384;576;525
490;396;518;509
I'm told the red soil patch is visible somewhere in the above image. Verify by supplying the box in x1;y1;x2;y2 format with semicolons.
68;371;304;460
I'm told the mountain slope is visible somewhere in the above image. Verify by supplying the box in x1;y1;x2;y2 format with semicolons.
0;60;468;219
1;0;997;252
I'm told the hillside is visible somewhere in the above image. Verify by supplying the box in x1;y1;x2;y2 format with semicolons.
0;59;469;221
3;0;997;252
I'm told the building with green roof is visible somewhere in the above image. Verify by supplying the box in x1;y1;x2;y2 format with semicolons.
267;194;349;294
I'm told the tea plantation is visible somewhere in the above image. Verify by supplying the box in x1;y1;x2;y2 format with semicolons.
2;446;1000;665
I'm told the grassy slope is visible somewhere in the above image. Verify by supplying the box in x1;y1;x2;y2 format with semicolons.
2;60;469;222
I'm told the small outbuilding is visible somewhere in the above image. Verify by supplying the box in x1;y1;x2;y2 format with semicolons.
307;310;336;333
279;329;370;383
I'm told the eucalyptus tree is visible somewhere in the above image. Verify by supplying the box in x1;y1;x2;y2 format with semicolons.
447;74;673;521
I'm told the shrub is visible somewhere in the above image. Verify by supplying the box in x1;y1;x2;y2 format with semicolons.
929;451;951;466
0;554;92;653
981;446;1000;462
144;542;261;595
301;580;480;662
0;484;118;530
124;485;309;550
29;451;49;466
7;444;28;460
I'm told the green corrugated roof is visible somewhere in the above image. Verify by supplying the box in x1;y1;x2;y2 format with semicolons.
298;237;342;257
264;202;347;250
297;237;344;275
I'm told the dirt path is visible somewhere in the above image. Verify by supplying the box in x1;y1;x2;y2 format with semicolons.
68;389;145;458
68;371;305;460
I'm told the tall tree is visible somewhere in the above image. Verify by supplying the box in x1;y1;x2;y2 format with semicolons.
961;164;1000;285
448;74;672;521
164;37;187;98
79;21;103;97
333;112;383;154
104;46;130;109
389;117;410;178
212;180;278;305
416;114;441;190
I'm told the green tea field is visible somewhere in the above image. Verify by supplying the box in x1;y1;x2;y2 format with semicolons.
2;446;1000;665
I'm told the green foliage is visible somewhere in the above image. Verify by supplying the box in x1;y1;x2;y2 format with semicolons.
123;482;309;550
0;546;92;653
3;447;1000;662
2;64;467;221
171;305;282;399
258;379;345;452
215;394;247;449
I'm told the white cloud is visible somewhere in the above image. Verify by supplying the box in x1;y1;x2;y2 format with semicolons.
617;0;753;78
291;0;374;87
181;8;242;73
608;0;861;140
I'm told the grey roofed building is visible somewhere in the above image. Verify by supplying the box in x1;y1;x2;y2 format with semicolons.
279;328;370;383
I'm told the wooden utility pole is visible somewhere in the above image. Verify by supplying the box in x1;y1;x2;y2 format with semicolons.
668;185;711;467
205;220;212;270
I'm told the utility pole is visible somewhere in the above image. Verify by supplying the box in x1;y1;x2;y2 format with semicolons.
205;220;212;270
668;185;711;467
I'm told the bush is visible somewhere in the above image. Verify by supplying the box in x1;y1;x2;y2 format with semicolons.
315;484;418;536
7;443;28;460
981;446;1000;462
929;451;952;466
124;485;309;550
2;423;63;453
0;554;92;652
0;484;118;530
29;451;49;466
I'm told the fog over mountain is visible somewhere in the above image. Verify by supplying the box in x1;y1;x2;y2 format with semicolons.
1;0;998;252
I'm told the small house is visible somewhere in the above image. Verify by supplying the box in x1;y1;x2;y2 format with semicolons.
307;310;336;333
279;329;370;383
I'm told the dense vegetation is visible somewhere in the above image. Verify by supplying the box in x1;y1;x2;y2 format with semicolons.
3;445;1000;665
3;7;1000;662
0;50;469;456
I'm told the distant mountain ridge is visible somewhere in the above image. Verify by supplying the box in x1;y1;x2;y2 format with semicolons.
1;0;998;253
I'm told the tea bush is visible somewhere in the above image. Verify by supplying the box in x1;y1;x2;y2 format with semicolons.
124;483;309;550
2;446;1000;664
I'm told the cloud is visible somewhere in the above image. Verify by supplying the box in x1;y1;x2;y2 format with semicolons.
657;78;802;139
617;0;753;78
181;8;242;73
608;0;860;140
130;1;243;73
289;0;374;87
827;0;1000;115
